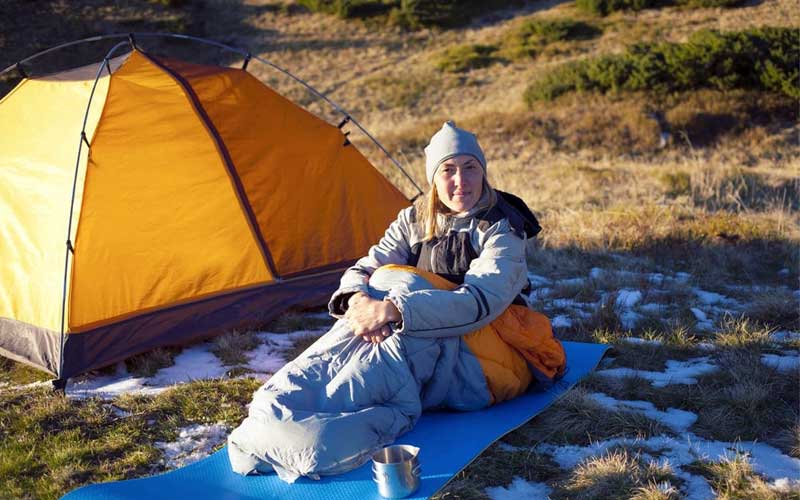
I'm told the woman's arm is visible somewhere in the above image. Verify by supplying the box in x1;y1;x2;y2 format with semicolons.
385;219;528;338
328;207;414;317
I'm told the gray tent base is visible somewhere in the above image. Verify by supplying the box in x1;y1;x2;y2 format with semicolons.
2;270;343;386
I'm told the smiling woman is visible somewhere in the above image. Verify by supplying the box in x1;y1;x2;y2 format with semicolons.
226;121;565;483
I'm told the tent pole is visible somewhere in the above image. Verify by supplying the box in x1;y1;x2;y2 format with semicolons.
54;40;130;388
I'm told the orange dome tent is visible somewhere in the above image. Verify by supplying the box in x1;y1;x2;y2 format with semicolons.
0;35;416;386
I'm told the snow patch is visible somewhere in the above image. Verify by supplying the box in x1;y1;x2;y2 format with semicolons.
66;330;324;400
485;477;553;500
551;315;573;329
155;422;229;469
675;469;716;500
596;357;717;387
771;478;800;493
640;303;665;314
557;277;586;287
107;404;132;419
148;345;229;386
693;289;728;306
527;273;552;287
616;289;642;308
536;433;800;484
761;353;800;373
771;331;800;343
619;311;644;330
528;287;552;300
588;393;697;432
621;337;663;346
690;308;707;322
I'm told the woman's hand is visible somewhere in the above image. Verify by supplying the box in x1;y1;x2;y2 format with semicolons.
362;324;393;344
345;292;400;343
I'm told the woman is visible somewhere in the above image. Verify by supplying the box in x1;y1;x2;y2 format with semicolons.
227;121;565;482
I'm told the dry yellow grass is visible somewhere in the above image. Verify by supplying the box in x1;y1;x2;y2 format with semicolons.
2;2;798;499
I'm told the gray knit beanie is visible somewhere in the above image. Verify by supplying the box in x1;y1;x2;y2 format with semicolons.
424;121;487;184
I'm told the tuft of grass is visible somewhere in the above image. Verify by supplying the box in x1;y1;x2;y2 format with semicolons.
685;453;796;499
363;75;431;108
125;347;180;378
282;333;326;362
433;447;560;498
502;17;602;59
632;480;681;500
576;0;660;16
582;293;625;334
514;388;670;447
602;335;700;371
693;346;798;450
211;330;262;366
661;172;691;198
742;290;800;331
297;0;396;19
689;167;800;212
434;44;502;73
262;310;335;333
713;317;773;351
0;357;52;386
548;279;601;303
564;448;679;499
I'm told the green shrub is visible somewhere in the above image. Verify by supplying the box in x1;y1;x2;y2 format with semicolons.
576;0;659;16
297;0;397;18
300;0;523;27
148;0;189;6
524;27;800;105
435;44;501;72
677;0;744;7
400;0;463;27
503;18;602;58
576;0;746;15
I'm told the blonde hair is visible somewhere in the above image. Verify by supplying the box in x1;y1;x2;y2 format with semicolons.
416;177;497;241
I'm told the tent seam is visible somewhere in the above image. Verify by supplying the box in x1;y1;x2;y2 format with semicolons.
138;50;281;281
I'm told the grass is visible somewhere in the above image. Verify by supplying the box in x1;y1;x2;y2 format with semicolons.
2;0;799;498
211;330;262;366
434;44;502;73
262;310;335;333
509;388;671;447
125;347;180;378
743;290;800;331
562;448;679;499
0;378;260;499
686;454;798;499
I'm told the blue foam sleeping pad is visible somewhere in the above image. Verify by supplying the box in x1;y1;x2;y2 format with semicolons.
62;341;607;500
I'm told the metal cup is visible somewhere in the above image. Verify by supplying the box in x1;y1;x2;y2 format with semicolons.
371;444;422;498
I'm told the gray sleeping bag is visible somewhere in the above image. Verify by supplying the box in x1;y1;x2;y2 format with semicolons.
227;266;492;482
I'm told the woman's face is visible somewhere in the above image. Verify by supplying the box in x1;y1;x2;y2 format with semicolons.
434;154;484;213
